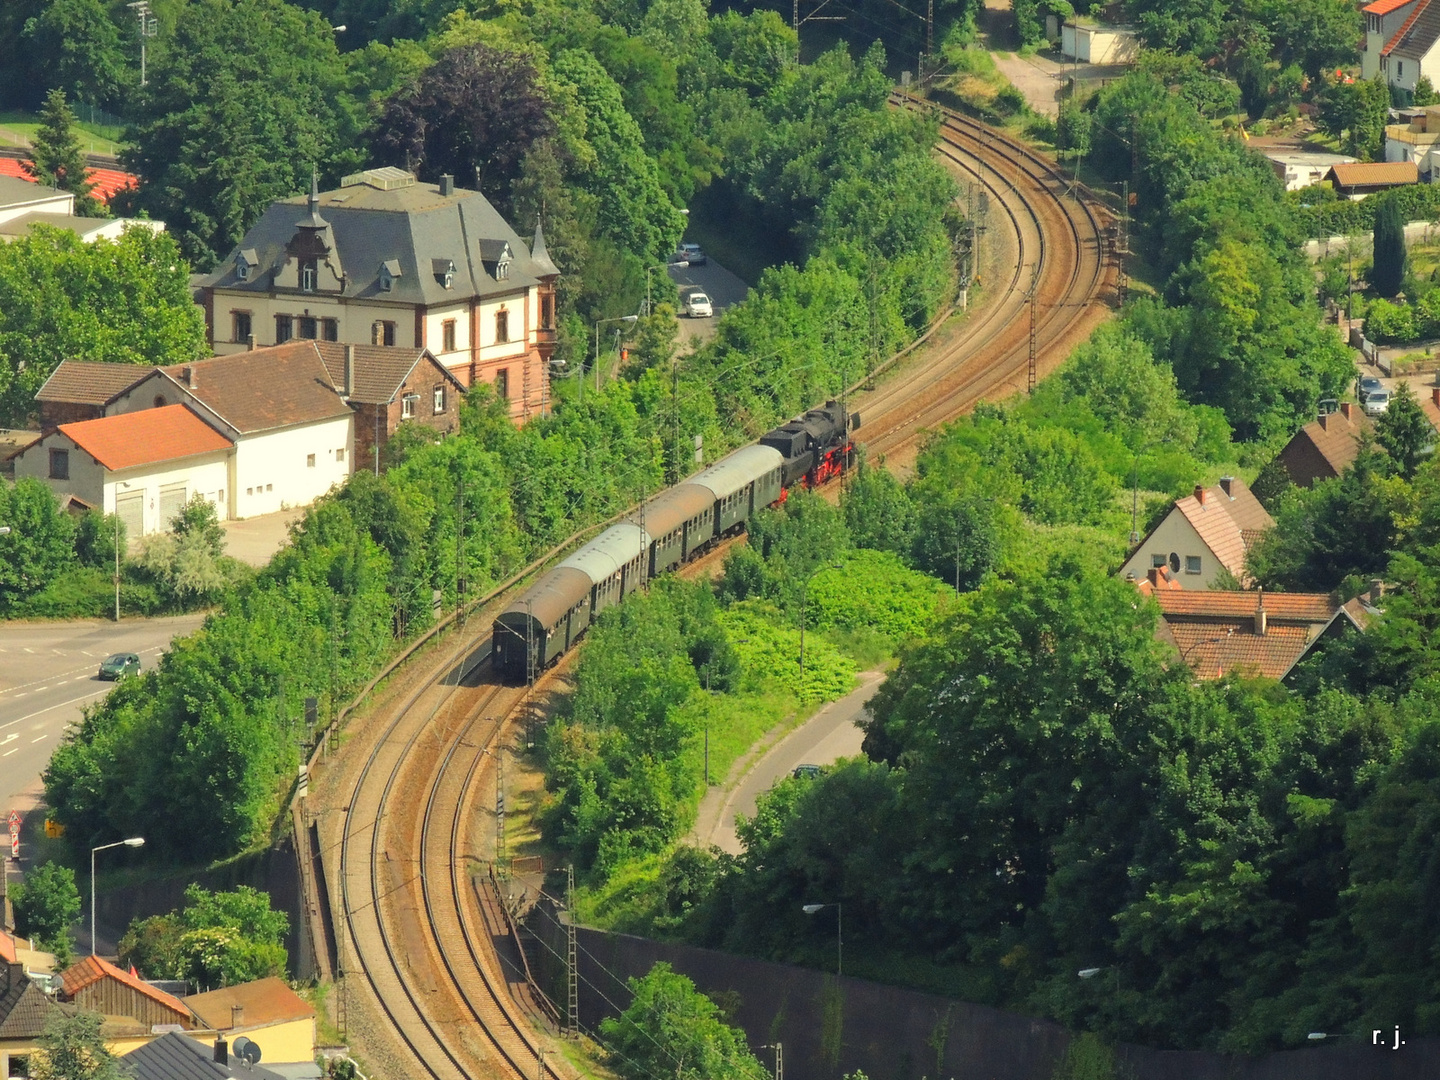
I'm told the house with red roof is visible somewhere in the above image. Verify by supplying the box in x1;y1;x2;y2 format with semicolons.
1273;401;1374;489
11;405;234;536
1146;586;1375;682
1363;0;1440;94
1118;477;1275;590
57;955;195;1032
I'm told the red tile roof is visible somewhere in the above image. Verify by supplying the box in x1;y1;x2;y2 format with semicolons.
59;955;190;1018
1278;405;1372;487
1366;0;1419;13
1144;588;1369;680
0;933;15;965
1327;162;1420;188
1155;590;1338;622
0;158;138;205
160;346;352;434
185;977;315;1030
58;404;232;471
35;359;151;405
1170;479;1274;584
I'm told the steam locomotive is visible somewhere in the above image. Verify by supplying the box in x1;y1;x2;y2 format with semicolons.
492;401;859;681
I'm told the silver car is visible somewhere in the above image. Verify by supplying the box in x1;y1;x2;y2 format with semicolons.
1364;390;1390;416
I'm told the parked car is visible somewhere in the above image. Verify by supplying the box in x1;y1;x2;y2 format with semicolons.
1359;375;1383;398
676;242;707;266
1364;390;1391;416
99;653;140;680
684;291;714;318
791;764;822;780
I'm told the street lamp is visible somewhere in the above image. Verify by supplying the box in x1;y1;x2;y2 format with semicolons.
802;902;842;976
592;315;639;394
91;837;144;956
643;262;686;316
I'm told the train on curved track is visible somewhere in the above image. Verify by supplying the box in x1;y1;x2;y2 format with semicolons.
493;400;860;681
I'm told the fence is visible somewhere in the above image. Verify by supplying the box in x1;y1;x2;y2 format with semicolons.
527;914;1440;1080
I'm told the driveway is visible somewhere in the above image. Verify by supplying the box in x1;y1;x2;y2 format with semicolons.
696;670;885;855
665;259;750;351
0;615;207;814
220;508;302;567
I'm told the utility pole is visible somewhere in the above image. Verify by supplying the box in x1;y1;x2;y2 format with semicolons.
1027;262;1038;394
456;479;466;626
127;2;157;86
113;513;121;622
1118;180;1130;305
495;743;506;879
566;865;579;1037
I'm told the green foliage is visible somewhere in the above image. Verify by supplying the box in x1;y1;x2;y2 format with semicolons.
1050;1033;1118;1080
1363;297;1418;343
599;962;767;1080
1373;194;1408;298
118;885;288;985
1377;383;1435;479
718;602;858;702
11;861;81;958
15;0;130;112
0;226;207;426
121;0;356;265
31;1010;122;1080
1317;75;1390;160
24;89;103;216
132;496;244;607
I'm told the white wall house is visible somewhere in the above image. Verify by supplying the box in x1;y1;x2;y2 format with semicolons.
109;350;354;520
12;405;233;537
1118;478;1274;591
1364;0;1440;92
199;168;559;423
1059;21;1139;64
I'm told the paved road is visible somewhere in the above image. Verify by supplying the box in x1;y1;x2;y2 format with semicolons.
0;615;207;813
698;671;885;855
665;258;750;350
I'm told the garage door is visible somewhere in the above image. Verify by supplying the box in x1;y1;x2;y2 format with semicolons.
159;483;188;528
116;491;143;541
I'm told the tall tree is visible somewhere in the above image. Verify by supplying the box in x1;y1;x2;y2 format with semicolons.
1372;193;1407;297
1376;382;1433;478
122;0;354;265
20;0;130;110
369;44;555;206
11;861;81;958
0;225;207;425
600;962;768;1080
24;89;104;217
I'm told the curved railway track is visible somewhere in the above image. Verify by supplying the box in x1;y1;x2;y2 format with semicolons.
321;100;1115;1080
858;93;1113;465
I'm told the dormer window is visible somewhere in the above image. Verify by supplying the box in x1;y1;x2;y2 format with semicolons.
432;258;456;289
479;240;513;281
496;257;509;280
235;248;258;281
379;259;402;292
237;261;250;281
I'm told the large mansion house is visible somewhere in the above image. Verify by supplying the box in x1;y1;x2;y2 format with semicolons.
198;167;558;422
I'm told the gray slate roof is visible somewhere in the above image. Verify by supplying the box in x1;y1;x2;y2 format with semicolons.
205;170;555;306
0;174;68;210
0;963;58;1040
122;1032;288;1080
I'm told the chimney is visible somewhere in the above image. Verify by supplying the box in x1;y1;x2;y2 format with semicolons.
1432;387;1440;410
214;1036;228;1064
1370;578;1385;604
231;1004;244;1029
1340;401;1354;420
1318;411;1330;430
1255;587;1267;636
184;365;197;389
343;343;355;397
1148;567;1160;588
1219;476;1234;498
1194;484;1207;505
438;174;454;196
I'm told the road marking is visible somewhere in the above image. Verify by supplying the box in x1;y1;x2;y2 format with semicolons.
2;749;16;757
31;734;46;743
0;689;112;729
22;648;33;653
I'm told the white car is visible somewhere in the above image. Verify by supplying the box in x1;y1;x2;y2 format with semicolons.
684;292;714;318
1364;390;1390;416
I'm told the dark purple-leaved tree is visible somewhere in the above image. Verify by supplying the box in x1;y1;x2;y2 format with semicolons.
370;44;555;206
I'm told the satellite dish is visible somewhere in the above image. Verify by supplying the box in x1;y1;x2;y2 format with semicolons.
232;1037;262;1065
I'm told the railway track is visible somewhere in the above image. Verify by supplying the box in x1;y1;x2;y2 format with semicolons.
319;100;1115;1080
857;93;1114;466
